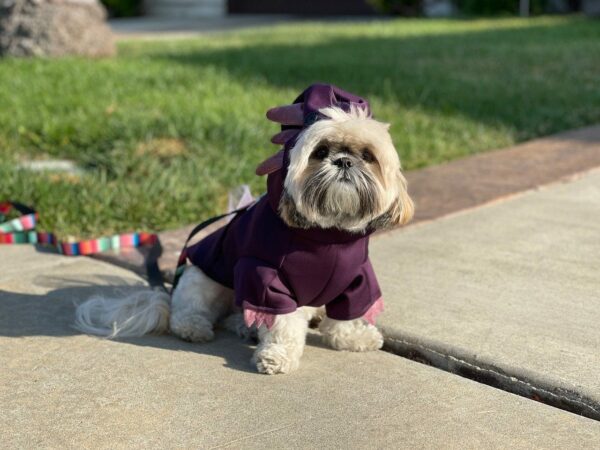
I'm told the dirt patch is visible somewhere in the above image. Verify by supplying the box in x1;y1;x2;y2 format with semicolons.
135;138;188;159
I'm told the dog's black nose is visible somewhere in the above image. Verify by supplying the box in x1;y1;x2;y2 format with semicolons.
333;157;353;169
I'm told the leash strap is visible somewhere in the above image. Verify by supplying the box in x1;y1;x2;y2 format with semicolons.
0;201;159;256
1;200;252;294
170;204;252;293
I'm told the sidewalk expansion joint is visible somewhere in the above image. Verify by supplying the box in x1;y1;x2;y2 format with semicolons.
382;335;600;422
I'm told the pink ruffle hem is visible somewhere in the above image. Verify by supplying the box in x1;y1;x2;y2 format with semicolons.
362;297;384;325
244;308;276;330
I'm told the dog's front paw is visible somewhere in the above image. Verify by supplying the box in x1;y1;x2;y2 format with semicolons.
321;319;384;352
252;344;300;375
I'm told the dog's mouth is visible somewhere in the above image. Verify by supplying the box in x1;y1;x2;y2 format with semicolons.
290;164;381;231
337;173;353;183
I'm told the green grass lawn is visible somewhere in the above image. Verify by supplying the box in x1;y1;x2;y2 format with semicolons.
1;16;599;238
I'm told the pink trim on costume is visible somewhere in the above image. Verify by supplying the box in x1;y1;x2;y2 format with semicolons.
363;297;384;325
244;309;276;330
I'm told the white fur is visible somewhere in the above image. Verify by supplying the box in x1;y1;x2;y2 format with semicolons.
319;316;384;352
221;311;256;341
74;289;170;338
253;308;314;375
253;307;383;374
169;265;233;342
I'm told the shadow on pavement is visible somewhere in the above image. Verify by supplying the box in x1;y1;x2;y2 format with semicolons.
0;275;327;374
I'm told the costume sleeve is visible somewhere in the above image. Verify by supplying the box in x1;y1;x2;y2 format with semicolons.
325;258;383;321
234;257;298;317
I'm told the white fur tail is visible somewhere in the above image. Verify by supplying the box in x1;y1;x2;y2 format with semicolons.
74;289;170;338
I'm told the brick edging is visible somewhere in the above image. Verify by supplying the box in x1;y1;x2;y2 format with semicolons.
405;124;600;224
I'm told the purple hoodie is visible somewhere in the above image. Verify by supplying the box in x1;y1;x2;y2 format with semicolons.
186;84;382;321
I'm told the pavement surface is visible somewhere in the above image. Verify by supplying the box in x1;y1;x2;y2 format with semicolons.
371;169;600;420
1;248;599;448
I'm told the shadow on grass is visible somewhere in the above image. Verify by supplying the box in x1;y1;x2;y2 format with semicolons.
159;19;600;139
0;275;326;374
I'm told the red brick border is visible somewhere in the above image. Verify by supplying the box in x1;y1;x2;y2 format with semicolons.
406;125;600;224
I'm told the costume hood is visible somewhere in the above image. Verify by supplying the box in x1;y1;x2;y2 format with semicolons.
256;83;372;224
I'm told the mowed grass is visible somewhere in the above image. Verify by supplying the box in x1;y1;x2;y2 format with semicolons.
1;16;599;237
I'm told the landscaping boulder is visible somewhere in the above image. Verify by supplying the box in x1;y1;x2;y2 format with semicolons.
0;0;115;57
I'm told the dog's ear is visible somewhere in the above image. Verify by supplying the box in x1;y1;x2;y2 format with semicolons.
389;171;414;226
371;171;414;230
256;150;284;176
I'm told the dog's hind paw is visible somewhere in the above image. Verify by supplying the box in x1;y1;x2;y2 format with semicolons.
170;313;215;343
252;344;299;375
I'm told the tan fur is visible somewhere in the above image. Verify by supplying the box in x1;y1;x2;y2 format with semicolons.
284;105;413;232
390;171;415;226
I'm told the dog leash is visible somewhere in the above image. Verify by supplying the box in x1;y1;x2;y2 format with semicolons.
169;204;252;293
0;199;251;294
0;201;159;255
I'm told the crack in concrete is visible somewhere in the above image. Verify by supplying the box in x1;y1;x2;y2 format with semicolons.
383;335;600;422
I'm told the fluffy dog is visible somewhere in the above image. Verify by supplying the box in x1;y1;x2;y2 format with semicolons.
75;84;413;375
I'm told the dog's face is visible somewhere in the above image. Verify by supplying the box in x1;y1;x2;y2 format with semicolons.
279;106;413;232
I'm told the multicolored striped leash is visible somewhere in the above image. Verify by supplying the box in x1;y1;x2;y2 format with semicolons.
1;190;254;292
0;201;158;256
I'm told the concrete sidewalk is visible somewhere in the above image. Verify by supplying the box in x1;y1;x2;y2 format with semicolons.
1;247;599;448
371;169;600;419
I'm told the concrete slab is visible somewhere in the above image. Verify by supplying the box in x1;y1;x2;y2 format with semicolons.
371;170;600;418
0;245;81;285
2;247;599;447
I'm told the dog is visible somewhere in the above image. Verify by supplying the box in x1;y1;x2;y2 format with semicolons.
75;84;414;375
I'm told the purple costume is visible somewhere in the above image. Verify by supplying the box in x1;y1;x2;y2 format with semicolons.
185;85;383;325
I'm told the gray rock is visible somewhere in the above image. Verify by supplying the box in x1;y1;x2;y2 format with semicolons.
0;0;115;57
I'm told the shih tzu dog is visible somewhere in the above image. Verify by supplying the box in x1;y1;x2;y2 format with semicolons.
75;84;413;375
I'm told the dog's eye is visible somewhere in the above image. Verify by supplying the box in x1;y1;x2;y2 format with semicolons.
361;149;375;163
312;145;329;160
